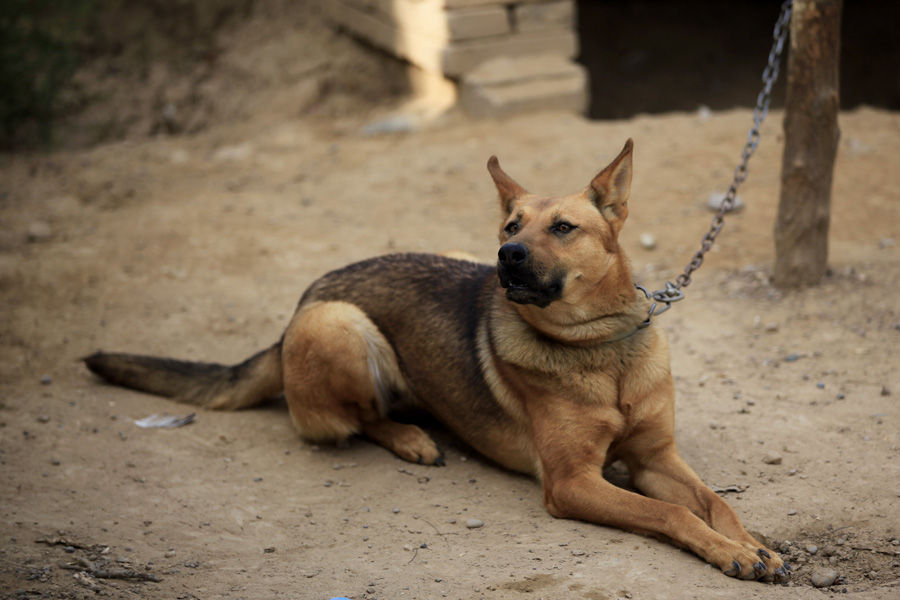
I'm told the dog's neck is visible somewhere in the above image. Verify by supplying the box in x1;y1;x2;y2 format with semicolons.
508;255;648;346
512;298;649;347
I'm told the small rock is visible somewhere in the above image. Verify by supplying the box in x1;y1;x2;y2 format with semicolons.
392;508;400;514
213;143;253;162
764;322;779;333
784;353;801;362
639;233;656;250
881;386;891;396
571;549;586;556
39;375;52;385
465;519;484;529
263;547;276;553
810;568;838;588
707;192;744;213
787;509;797;516
170;149;189;164
27;221;52;242
807;545;818;555
763;451;783;465
878;237;895;249
37;415;51;423
696;105;712;122
816;382;825;389
361;114;418;136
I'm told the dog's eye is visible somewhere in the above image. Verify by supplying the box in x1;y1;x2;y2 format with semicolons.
504;222;520;235
552;222;577;235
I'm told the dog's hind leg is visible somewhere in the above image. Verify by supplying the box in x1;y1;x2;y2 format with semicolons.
281;301;443;465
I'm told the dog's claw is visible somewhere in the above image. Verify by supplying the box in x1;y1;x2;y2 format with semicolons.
417;456;425;465
774;566;791;583
757;548;771;559
725;560;741;577
753;561;767;574
783;562;793;572
434;454;446;467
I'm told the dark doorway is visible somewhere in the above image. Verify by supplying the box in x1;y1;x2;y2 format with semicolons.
576;0;900;119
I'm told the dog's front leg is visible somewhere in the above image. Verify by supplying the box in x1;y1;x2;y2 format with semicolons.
542;462;775;579
620;440;788;581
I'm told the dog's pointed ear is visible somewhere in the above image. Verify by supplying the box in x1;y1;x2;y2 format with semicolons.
488;156;528;214
589;139;633;234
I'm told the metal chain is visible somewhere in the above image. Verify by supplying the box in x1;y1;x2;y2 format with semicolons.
642;0;793;320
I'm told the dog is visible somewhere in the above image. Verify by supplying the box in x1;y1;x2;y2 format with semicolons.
85;140;788;581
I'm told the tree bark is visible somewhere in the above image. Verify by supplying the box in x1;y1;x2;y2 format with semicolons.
773;0;842;288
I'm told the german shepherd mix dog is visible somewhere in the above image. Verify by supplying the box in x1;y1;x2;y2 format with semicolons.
86;140;788;581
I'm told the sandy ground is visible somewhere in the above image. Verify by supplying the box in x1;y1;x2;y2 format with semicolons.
1;13;899;597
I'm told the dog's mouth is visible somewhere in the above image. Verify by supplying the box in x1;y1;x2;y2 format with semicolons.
497;264;563;308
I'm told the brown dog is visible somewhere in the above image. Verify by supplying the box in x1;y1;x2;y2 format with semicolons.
85;140;788;581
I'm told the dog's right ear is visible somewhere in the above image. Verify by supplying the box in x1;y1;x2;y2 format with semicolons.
487;156;528;214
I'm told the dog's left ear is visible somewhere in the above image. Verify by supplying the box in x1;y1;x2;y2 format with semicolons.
589;139;633;234
487;156;528;214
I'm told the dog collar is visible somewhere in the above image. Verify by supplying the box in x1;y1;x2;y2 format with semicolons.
597;283;678;345
601;320;648;344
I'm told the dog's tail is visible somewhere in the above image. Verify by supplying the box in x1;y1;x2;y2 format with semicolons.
83;343;283;410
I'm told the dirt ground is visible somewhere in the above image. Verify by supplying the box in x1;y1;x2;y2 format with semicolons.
1;8;899;600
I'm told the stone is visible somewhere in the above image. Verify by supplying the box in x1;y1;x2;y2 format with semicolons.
446;6;510;40
639;233;657;250
465;518;484;529
326;0;443;72
707;192;744;213
763;451;783;465
460;55;586;117
341;0;509;41
515;1;574;33
443;30;578;76
810;568;838;588
327;0;526;72
27;221;52;243
361;114;418;136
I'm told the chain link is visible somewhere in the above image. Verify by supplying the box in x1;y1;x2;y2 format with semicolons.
644;0;793;317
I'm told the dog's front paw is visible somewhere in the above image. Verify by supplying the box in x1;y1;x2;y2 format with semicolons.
752;545;791;583
714;541;789;582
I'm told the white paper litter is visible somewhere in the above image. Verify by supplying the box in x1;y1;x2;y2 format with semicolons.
134;413;196;428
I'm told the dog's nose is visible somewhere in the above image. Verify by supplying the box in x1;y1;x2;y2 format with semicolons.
498;242;529;267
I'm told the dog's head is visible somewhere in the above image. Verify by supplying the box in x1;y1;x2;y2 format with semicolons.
488;139;635;317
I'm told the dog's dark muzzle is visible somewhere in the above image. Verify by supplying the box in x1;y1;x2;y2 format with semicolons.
497;243;563;308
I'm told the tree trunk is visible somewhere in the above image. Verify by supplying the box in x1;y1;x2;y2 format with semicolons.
773;0;842;288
